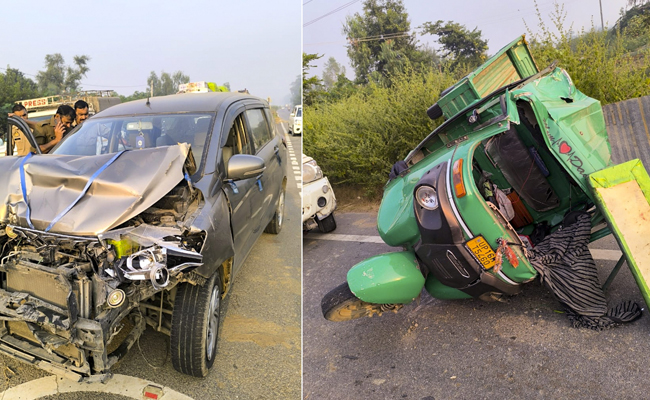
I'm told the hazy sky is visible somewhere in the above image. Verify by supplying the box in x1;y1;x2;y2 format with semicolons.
1;0;301;104
304;0;632;78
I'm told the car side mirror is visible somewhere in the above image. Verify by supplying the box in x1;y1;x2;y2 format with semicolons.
227;154;266;181
290;113;295;118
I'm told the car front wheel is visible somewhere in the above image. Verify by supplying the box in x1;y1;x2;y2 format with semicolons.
170;269;222;377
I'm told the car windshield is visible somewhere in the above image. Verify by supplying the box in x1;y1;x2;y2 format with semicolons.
296;108;302;117
53;113;213;167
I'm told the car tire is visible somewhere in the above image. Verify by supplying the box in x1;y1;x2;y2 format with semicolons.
321;282;401;321
317;213;336;233
264;184;286;234
170;269;222;377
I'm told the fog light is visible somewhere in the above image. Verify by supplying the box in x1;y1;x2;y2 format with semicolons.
322;185;329;193
317;197;327;207
107;289;126;308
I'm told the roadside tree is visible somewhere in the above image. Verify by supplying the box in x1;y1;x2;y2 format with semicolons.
36;54;90;94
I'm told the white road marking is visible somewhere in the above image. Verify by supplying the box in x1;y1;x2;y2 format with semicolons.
305;233;625;260
0;374;193;400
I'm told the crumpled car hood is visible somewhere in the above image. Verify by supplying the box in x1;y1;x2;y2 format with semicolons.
0;144;192;236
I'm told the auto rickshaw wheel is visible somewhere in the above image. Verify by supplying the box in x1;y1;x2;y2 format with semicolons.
321;282;402;321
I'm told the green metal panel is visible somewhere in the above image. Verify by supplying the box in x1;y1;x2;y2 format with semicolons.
516;68;612;192
438;80;479;119
473;52;520;97
588;159;650;308
424;275;472;300
437;35;539;120
347;251;425;304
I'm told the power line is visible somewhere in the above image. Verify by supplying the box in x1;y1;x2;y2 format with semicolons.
303;0;315;4
304;0;360;27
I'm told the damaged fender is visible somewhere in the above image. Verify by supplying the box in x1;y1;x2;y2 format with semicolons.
346;251;425;304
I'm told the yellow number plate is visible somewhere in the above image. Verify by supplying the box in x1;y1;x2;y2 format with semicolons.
466;236;496;269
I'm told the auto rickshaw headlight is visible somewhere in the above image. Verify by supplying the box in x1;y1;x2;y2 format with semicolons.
415;185;439;210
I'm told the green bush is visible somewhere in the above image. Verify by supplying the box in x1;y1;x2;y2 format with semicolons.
303;68;456;193
526;3;650;105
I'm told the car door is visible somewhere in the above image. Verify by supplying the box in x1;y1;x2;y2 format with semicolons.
243;106;284;234
220;107;261;267
4;116;42;156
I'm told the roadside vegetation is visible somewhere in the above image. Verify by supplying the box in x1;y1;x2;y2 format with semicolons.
304;0;650;198
0;53;200;134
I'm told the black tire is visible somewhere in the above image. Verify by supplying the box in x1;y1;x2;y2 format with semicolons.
426;103;443;120
170;270;222;377
321;282;401;321
264;184;286;234
317;213;336;233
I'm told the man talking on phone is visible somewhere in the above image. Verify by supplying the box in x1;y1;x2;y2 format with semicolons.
32;105;76;153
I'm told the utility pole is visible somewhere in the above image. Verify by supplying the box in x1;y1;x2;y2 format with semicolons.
599;0;604;31
150;82;153;97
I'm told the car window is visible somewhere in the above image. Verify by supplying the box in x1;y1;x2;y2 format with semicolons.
296;108;302;117
263;109;277;137
245;109;272;153
53;113;213;167
225;113;252;156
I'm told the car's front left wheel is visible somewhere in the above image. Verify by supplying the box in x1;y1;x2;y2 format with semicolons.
170;269;222;377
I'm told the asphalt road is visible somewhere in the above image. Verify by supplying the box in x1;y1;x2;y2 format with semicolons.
0;123;302;399
303;212;650;400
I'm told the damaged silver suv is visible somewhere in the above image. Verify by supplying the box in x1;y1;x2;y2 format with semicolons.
1;92;287;381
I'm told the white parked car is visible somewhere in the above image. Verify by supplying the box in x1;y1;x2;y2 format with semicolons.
302;154;336;232
288;105;302;136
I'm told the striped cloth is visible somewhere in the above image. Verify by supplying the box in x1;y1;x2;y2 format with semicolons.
528;212;642;330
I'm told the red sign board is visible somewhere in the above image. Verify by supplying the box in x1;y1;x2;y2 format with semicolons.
20;97;49;109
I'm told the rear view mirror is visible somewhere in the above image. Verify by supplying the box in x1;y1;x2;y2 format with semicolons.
126;121;154;131
227;154;266;181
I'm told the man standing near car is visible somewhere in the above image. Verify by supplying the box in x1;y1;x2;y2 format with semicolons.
73;100;90;127
9;103;32;156
33;105;76;153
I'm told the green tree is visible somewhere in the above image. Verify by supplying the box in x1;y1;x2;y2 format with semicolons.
289;74;301;106
0;67;41;135
303;53;324;106
322;57;346;90
420;21;488;68
36;54;90;94
344;0;423;84
147;70;190;96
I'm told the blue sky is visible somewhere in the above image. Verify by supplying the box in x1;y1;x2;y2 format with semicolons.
1;0;301;104
304;0;633;78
